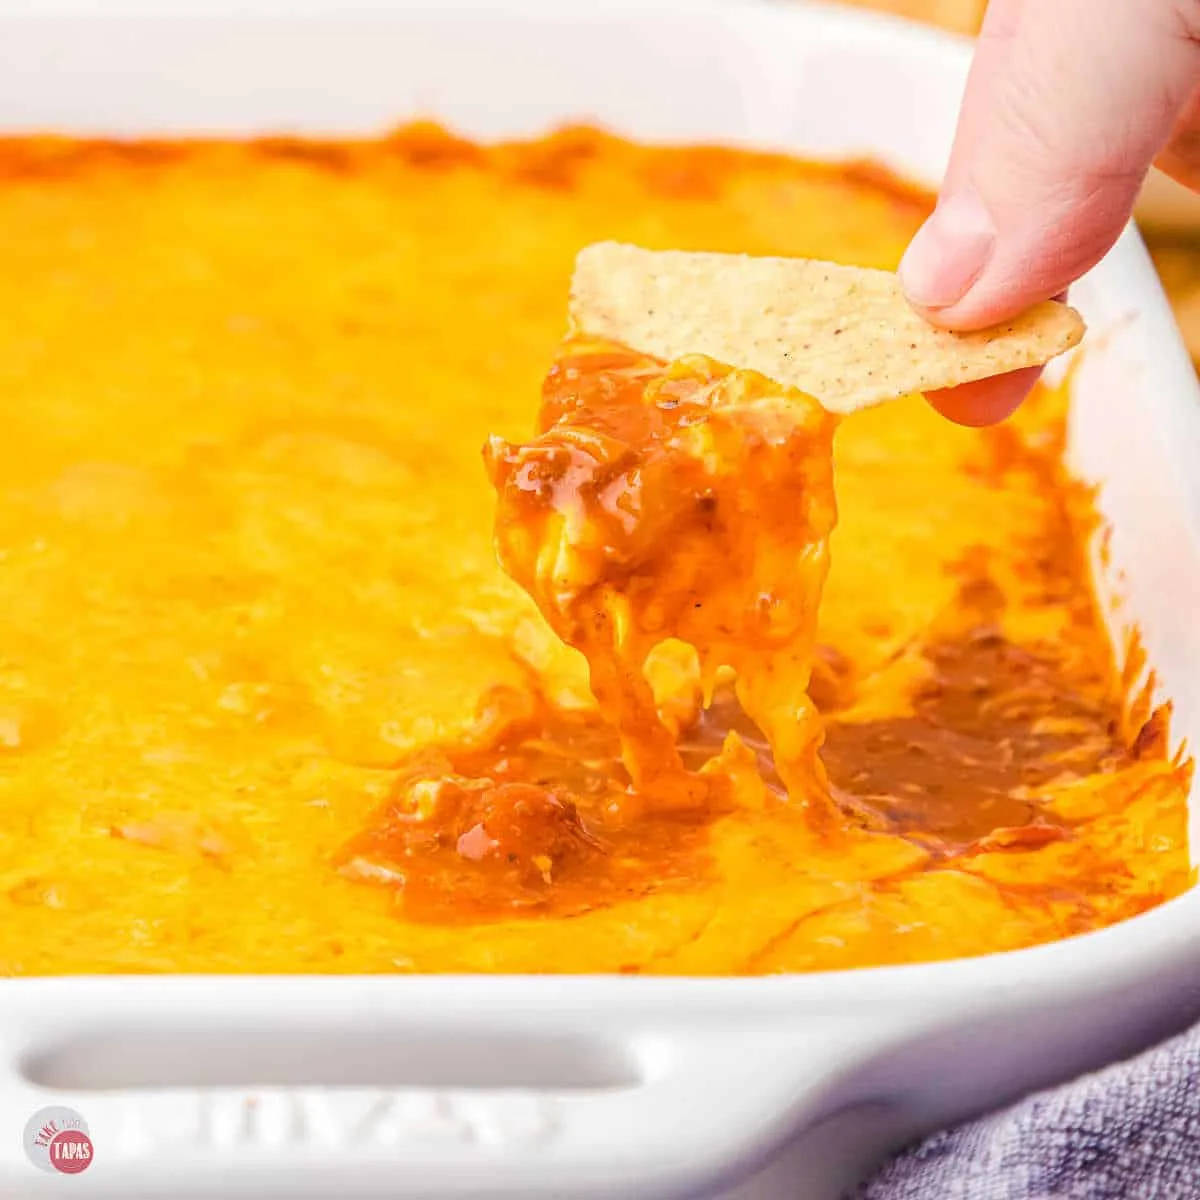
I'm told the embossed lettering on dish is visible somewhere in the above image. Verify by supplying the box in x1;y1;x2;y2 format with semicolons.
121;1090;558;1153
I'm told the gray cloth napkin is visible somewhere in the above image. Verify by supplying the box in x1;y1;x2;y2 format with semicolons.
856;1019;1200;1200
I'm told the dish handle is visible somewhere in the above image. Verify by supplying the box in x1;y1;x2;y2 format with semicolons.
1;1024;890;1198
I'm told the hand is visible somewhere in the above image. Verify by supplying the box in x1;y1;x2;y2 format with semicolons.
899;0;1200;426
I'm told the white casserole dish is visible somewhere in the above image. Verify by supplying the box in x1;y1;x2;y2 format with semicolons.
2;2;1200;1197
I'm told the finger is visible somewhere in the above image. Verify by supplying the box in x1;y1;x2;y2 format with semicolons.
900;0;1200;332
1155;80;1200;191
924;366;1043;427
938;0;1030;196
923;291;1065;426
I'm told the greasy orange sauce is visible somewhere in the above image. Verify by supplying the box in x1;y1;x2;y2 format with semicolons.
0;125;1190;975
485;342;837;809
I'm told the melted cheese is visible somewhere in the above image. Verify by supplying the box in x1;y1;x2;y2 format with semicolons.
0;127;1189;975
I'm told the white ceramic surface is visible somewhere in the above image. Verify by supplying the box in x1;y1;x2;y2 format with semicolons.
1;4;1199;1198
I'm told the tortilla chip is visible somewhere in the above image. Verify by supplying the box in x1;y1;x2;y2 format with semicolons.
569;242;1086;414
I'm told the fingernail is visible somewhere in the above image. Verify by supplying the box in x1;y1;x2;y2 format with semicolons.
899;187;996;309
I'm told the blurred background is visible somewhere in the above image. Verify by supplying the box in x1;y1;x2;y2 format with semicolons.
836;0;1200;371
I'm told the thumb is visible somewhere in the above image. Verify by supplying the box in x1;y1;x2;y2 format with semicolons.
900;0;1200;331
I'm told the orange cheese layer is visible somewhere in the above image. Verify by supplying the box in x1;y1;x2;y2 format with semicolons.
0;126;1190;974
